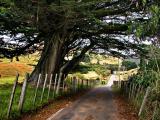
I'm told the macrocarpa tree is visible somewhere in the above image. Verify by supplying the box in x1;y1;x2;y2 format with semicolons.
0;0;159;83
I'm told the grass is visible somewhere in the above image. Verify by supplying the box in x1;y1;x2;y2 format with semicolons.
0;53;39;78
0;54;50;119
0;62;33;77
0;77;24;85
0;84;57;120
90;54;120;65
116;68;139;81
0;77;92;120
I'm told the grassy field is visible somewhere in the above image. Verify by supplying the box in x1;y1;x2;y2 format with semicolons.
0;62;33;77
0;53;39;84
0;77;24;85
115;68;139;81
0;53;116;84
0;78;91;120
0;84;52;120
89;54;120;65
0;53;39;76
0;54;41;119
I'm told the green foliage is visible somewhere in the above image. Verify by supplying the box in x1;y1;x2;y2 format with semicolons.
71;64;91;74
130;4;160;39
74;72;85;80
131;71;158;87
71;63;110;77
122;61;137;70
91;64;110;77
81;54;90;63
120;47;160;120
146;59;160;71
106;64;119;71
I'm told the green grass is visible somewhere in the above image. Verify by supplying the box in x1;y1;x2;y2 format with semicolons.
0;84;55;120
0;78;92;120
0;77;24;85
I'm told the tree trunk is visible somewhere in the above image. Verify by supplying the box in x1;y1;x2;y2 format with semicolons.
60;43;94;79
29;34;63;83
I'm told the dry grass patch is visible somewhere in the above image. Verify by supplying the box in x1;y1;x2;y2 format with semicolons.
0;62;33;77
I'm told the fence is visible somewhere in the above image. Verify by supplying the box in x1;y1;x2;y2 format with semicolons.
0;73;97;119
113;81;160;120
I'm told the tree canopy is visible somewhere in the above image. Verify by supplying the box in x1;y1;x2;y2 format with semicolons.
0;0;160;81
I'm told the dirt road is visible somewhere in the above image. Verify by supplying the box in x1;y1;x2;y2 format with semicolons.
48;75;118;120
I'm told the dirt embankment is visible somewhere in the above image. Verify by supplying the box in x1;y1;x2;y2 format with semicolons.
114;93;138;120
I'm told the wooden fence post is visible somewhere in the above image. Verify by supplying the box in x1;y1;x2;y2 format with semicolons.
89;80;91;88
62;74;65;93
131;83;135;99
33;74;41;106
123;82;127;96
70;77;73;92
72;77;74;92
93;80;95;87
92;80;94;87
73;77;76;92
125;82;128;95
62;80;65;92
138;87;151;116
133;84;137;98
53;74;57;97
84;80;86;88
77;78;79;91
75;78;77;92
56;73;63;95
7;73;19;118
81;79;84;89
135;85;141;105
87;80;89;88
40;74;48;103
18;73;29;113
129;83;132;99
47;74;53;100
152;100;158;120
66;76;69;92
76;79;78;91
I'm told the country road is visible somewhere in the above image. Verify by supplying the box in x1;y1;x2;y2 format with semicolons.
47;75;119;120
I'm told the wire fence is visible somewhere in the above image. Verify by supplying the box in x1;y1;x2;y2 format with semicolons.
0;73;98;120
114;80;160;120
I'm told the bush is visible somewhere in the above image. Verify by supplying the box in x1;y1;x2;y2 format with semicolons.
146;59;160;72
122;61;137;70
131;71;158;88
106;64;119;71
70;64;91;74
81;54;90;63
70;64;111;78
89;64;111;77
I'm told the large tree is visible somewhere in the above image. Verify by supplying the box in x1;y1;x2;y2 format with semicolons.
0;0;159;83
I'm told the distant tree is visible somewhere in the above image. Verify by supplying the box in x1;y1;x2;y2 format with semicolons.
122;61;137;70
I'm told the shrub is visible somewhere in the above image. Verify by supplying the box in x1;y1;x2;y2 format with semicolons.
122;61;137;70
